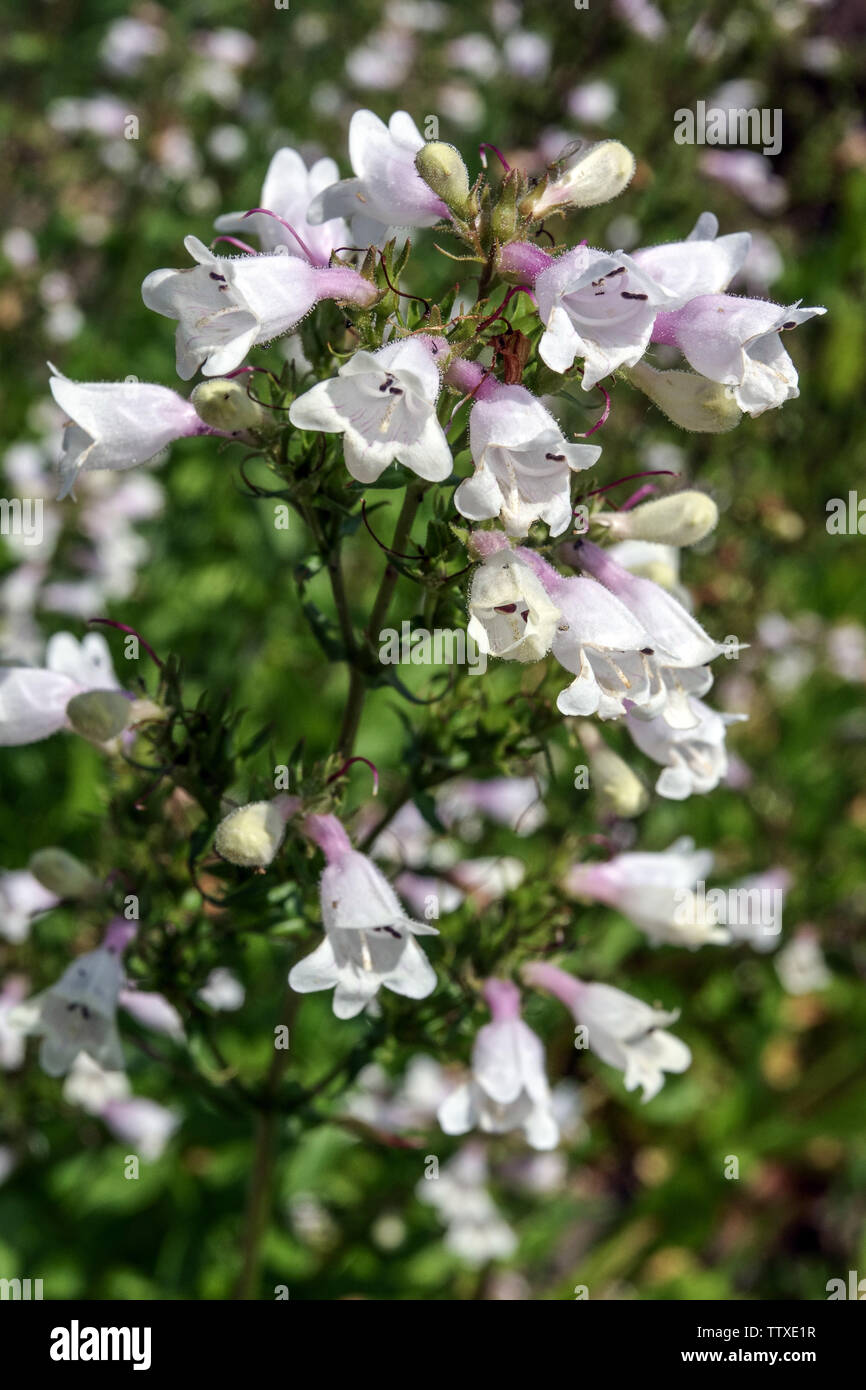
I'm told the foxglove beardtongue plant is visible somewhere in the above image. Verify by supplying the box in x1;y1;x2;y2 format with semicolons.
9;106;827;1281
438;979;560;1150
523;963;692;1103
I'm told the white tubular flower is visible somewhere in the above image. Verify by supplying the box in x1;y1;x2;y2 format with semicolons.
467;549;561;663
533;245;675;387
438;979;560;1151
454;383;600;538
775;928;831;996
630;211;751;310
215;146;349;264
551;575;664;720
564;837;729;949
652;294;826;417
288;337;452;484
9;941;127;1077
524;963;691;1103
0;631;119;747
416;1142;518;1266
626;698;746;800
49;370;208;499
62;1051;130;1113
288;815;438;1020
306;109;448;243
101;1098;180;1161
570;539;732;728
142;235;377;379
0;870;59;943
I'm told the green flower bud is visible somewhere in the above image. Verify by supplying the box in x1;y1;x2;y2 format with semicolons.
66;690;132;743
28;848;100;899
577;723;649;818
623;362;743;433
595;491;719;547
414;142;472;217
521;140;636;219
214;800;287;868
191;379;275;435
491;171;521;244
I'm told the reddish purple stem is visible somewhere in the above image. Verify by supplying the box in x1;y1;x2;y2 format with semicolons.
88;618;163;670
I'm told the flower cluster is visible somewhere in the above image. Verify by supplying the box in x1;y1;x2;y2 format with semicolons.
2;111;824;1236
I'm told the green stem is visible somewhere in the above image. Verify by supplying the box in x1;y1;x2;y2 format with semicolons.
337;480;425;756
233;982;296;1300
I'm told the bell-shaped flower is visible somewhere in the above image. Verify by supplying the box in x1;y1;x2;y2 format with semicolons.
564;837;729;949
626;697;746;800
288;814;438;1019
651;294;826;417
523;963;691;1103
437;979;560;1150
454;383;601;537
49;370;208;499
532;245;676;387
215;146;349;265
8;920;134;1076
289;336;451;483
142;235;377;379
630;212;750;311
550;574;666;720
467;548;562;664
570;539;730;727
0;631;119;747
306;109;448;243
0;870;59;942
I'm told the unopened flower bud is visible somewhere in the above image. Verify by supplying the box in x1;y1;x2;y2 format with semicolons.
623;362;743;433
66;690;132;743
191;379;274;436
414;142;472;217
577;722;649;818
521;140;636;219
596;491;719;548
491;171;521;243
28;848;99;899
214;800;287;868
